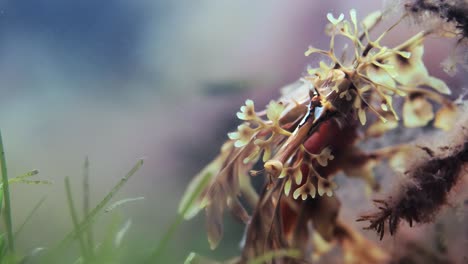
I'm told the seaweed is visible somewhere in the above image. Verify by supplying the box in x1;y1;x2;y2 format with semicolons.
358;141;468;239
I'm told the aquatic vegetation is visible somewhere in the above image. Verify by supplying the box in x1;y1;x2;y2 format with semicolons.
179;6;467;264
0;2;466;264
358;139;468;239
0;129;146;263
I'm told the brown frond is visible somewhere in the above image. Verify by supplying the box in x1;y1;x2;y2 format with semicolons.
358;141;468;239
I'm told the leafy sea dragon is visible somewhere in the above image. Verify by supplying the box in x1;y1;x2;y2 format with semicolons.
179;9;458;264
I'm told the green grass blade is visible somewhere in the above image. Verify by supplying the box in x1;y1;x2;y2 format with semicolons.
65;177;90;261
15;169;39;180
1;169;48;186
93;214;123;263
0;130;15;253
145;171;212;263
114;219;132;248
14;196;46;238
0;233;6;263
58;159;144;249
82;156;94;256
9;179;52;185
0;189;3;216
105;197;144;213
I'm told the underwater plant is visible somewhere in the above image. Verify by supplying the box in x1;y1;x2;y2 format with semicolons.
0;129;146;264
179;4;467;264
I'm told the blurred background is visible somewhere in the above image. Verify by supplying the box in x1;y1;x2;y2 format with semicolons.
0;0;466;263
